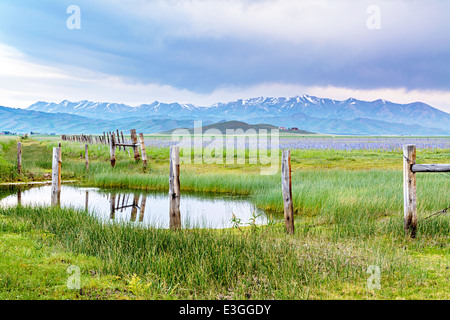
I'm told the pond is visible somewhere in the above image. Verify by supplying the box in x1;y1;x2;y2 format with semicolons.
0;185;268;229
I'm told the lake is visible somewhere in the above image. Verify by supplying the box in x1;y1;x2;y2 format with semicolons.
0;185;268;229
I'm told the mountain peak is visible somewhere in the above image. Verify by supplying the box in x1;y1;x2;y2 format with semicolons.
22;95;449;134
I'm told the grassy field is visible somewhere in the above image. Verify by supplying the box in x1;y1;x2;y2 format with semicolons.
0;135;448;299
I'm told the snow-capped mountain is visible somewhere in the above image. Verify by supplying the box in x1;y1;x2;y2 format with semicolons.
24;95;450;135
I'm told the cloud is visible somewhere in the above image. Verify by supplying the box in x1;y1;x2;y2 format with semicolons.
1;0;449;92
1;44;450;113
0;1;449;112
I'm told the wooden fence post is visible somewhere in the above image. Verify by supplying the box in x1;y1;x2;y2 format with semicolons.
130;129;141;162
116;129;121;151
139;133;147;167
85;144;89;170
17;142;22;174
403;144;417;238
110;133;116;168
120;131;125;150
51;147;62;206
58;143;62;191
281;150;294;234
169;146;181;230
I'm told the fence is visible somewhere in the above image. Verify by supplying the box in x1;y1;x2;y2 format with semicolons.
16;139;450;236
402;144;450;238
61;129;147;168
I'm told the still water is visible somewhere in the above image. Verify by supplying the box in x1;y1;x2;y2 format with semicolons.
0;185;268;229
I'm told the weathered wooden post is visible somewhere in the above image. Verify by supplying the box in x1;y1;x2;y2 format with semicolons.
58;143;61;191
115;129;122;151
169;146;181;230
138;133;147;167
281;150;294;234
130;129;141;162
17;142;22;174
110;133;116;168
85;191;89;211
403;144;417;238
120;131;125;150
51;147;62;206
85;144;89;171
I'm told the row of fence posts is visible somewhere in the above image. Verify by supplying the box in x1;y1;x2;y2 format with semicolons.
16;140;447;236
108;129;147;168
168;145;449;236
61;130;126;146
60;129;148;169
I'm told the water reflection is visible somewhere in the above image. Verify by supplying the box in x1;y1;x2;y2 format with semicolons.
0;185;267;229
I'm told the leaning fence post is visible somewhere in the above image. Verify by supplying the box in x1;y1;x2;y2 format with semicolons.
17;142;22;174
403;144;417;238
51;147;62;206
281;150;294;234
110;133;116;168
139;133;147;167
120;131;125;150
169;146;181;230
130;129;141;162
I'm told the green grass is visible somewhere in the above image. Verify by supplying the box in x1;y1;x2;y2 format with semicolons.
0;136;448;299
1;206;449;299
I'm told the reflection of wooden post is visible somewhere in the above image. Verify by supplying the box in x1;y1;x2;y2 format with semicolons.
17;142;22;174
121;194;127;212
85;191;89;211
17;190;22;207
85;144;89;171
169;146;181;230
130;194;139;221
139;133;147;167
51;147;61;207
281;150;294;234
130;129;140;162
110;133;116;168
110;193;116;219
139;195;146;222
403;144;417;238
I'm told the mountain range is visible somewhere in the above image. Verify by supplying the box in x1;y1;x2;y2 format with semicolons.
0;95;448;135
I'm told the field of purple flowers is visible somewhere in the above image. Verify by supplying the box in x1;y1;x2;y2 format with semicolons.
143;135;450;152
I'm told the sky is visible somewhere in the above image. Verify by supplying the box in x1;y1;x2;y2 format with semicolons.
0;0;449;112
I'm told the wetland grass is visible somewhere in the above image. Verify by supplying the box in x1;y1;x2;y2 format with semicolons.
0;137;448;299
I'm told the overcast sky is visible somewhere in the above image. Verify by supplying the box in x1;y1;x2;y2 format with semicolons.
0;0;449;112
